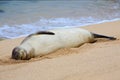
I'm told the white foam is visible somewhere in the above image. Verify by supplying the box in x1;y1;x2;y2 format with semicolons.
0;17;120;39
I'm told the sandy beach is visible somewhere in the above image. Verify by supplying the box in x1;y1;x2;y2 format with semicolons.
0;20;120;80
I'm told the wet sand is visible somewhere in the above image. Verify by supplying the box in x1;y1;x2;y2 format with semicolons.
0;20;120;80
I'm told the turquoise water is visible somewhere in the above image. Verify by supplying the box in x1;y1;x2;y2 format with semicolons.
0;0;120;38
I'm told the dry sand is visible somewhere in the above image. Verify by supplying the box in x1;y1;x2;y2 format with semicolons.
0;20;120;80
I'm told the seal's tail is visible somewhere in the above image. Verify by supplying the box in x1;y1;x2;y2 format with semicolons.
92;33;116;40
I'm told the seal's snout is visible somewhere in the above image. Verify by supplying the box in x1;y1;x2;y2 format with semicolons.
12;47;28;60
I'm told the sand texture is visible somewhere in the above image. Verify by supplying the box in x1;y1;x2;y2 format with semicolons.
0;21;120;80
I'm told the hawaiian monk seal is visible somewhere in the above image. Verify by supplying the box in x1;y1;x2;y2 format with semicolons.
12;28;116;60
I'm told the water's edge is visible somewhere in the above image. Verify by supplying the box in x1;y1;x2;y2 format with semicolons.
0;18;119;41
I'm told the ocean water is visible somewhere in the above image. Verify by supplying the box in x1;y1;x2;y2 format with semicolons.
0;0;120;38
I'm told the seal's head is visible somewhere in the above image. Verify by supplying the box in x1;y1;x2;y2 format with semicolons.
12;47;29;60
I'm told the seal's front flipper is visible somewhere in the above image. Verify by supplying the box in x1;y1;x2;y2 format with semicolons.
21;31;55;44
35;31;55;35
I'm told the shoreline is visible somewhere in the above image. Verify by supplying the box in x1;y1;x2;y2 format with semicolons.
0;20;120;80
1;18;120;40
0;18;120;39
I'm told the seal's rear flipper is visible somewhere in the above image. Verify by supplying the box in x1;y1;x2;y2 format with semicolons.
92;33;116;40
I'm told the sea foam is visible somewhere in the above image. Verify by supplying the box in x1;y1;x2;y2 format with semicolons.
0;17;120;39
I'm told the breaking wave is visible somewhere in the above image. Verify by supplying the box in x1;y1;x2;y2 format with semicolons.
0;17;120;38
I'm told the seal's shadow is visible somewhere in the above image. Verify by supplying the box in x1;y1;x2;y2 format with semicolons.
0;55;52;65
